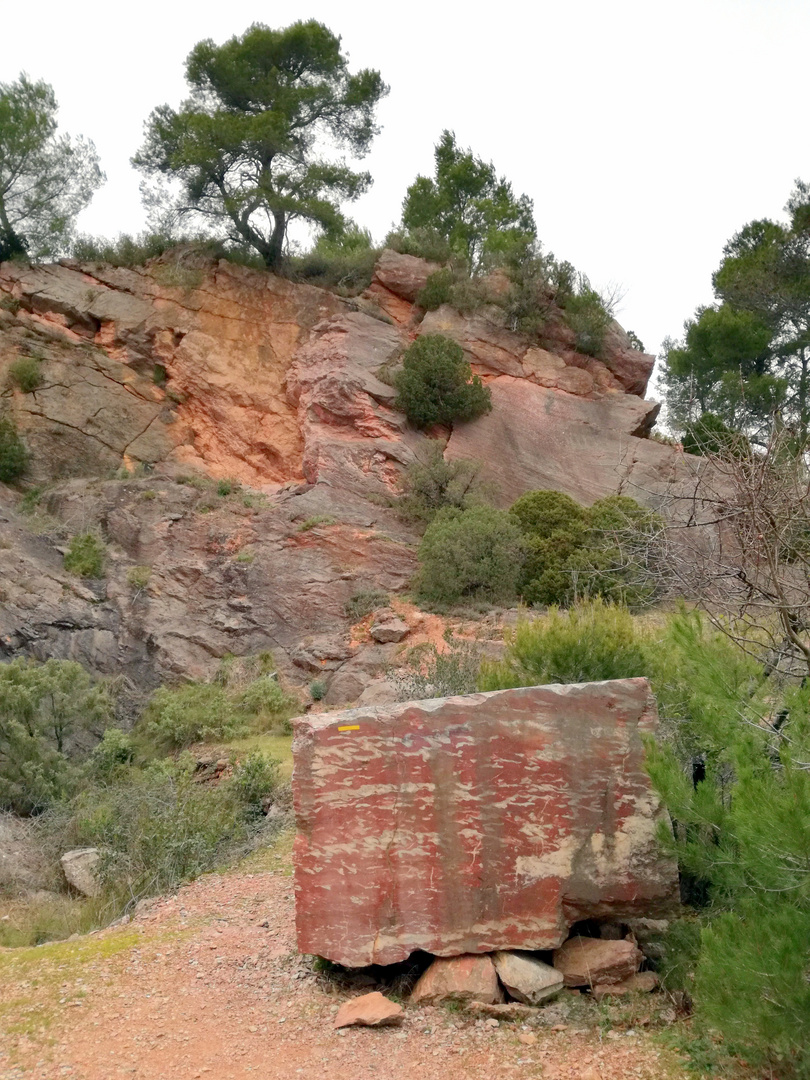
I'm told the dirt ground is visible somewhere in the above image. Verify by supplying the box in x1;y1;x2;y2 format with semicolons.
0;854;688;1080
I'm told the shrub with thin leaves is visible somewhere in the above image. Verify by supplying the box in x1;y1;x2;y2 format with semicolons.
395;631;482;700
394;334;491;429
8;355;42;392
415;505;524;608
396;441;489;525
0;658;112;815
479;599;648;690
0;414;28;482
643;610;810;1077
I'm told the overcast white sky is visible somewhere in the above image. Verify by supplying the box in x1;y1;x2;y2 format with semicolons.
3;0;808;358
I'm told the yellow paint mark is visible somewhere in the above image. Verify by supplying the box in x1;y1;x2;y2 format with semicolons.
337;725;360;732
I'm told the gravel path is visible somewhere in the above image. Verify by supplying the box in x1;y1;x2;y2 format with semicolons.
0;870;686;1080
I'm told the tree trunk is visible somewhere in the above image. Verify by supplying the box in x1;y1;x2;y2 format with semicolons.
264;211;286;270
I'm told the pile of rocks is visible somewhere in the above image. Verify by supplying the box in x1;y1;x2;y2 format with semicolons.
332;929;663;1029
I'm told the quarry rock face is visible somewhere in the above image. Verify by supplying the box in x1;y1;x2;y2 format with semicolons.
292;680;679;968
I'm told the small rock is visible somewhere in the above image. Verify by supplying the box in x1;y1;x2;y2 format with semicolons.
369;613;409;644
591;972;659;999
519;1032;537;1046
493;950;564;1005
410;955;503;1005
466;1001;535;1021
553;937;642;988
333;991;404;1029
60;848;101;897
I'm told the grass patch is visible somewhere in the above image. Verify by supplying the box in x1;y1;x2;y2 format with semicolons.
298;515;336;532
8;355;43;393
221;733;294;780
63;533;105;578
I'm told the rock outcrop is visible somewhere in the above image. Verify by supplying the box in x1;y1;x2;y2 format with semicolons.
292;679;679;967
0;248;701;686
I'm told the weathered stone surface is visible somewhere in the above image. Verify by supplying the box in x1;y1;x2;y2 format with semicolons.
492;951;564;1005
443;377;706;512
410;955;502;1005
419;306;527;376
333;991;404;1028
591;971;658;999
61;848;101;897
370;249;440;303
0;478;415;694
369;612;409;643
553;937;643;987
293;679;679;967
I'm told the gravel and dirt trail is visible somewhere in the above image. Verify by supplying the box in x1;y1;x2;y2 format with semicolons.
0;852;687;1080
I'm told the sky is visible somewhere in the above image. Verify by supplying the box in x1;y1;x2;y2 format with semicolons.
3;0;809;364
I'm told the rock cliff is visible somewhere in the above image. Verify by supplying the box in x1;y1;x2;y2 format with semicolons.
0;249;697;697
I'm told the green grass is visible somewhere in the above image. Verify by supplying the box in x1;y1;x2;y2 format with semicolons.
218;733;294;780
298;515;337;532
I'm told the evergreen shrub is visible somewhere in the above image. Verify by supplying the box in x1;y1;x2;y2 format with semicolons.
394;334;492;429
415;505;524;607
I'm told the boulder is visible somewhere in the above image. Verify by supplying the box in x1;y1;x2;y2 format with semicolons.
356;679;401;707
292;679;679;967
492;951;564;1005
370;249;441;303
419;306;527;376
553;937;643;987
591;971;659;999
61;848;101;897
369;612;409;643
333;991;404;1028
410;955;502;1005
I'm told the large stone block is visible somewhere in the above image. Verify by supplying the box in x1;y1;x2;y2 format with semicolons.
292;679;679;967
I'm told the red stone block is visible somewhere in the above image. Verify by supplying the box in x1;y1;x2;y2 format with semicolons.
293;679;679;967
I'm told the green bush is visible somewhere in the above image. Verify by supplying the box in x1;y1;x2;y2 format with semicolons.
56;757;275;903
682;411;750;457
126;565;151;590
415;505;525;608
510;490;589;605
561;281;613;357
227;751;280;817
644;611;810;1077
138;683;246;751
509;489;660;607
0;658;113;815
63;533;105;578
310;680;327;701
385;227;453;265
71;231;178;267
8;355;42;392
0;415;28;483
288;226;378;296
395;631;482;699
417;267;454;310
89;728;136;778
479;600;648;690
394;334;492;429
396;441;489;525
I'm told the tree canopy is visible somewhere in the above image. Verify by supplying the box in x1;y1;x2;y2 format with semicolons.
0;74;103;261
133;21;388;270
663;181;810;441
400;130;536;273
